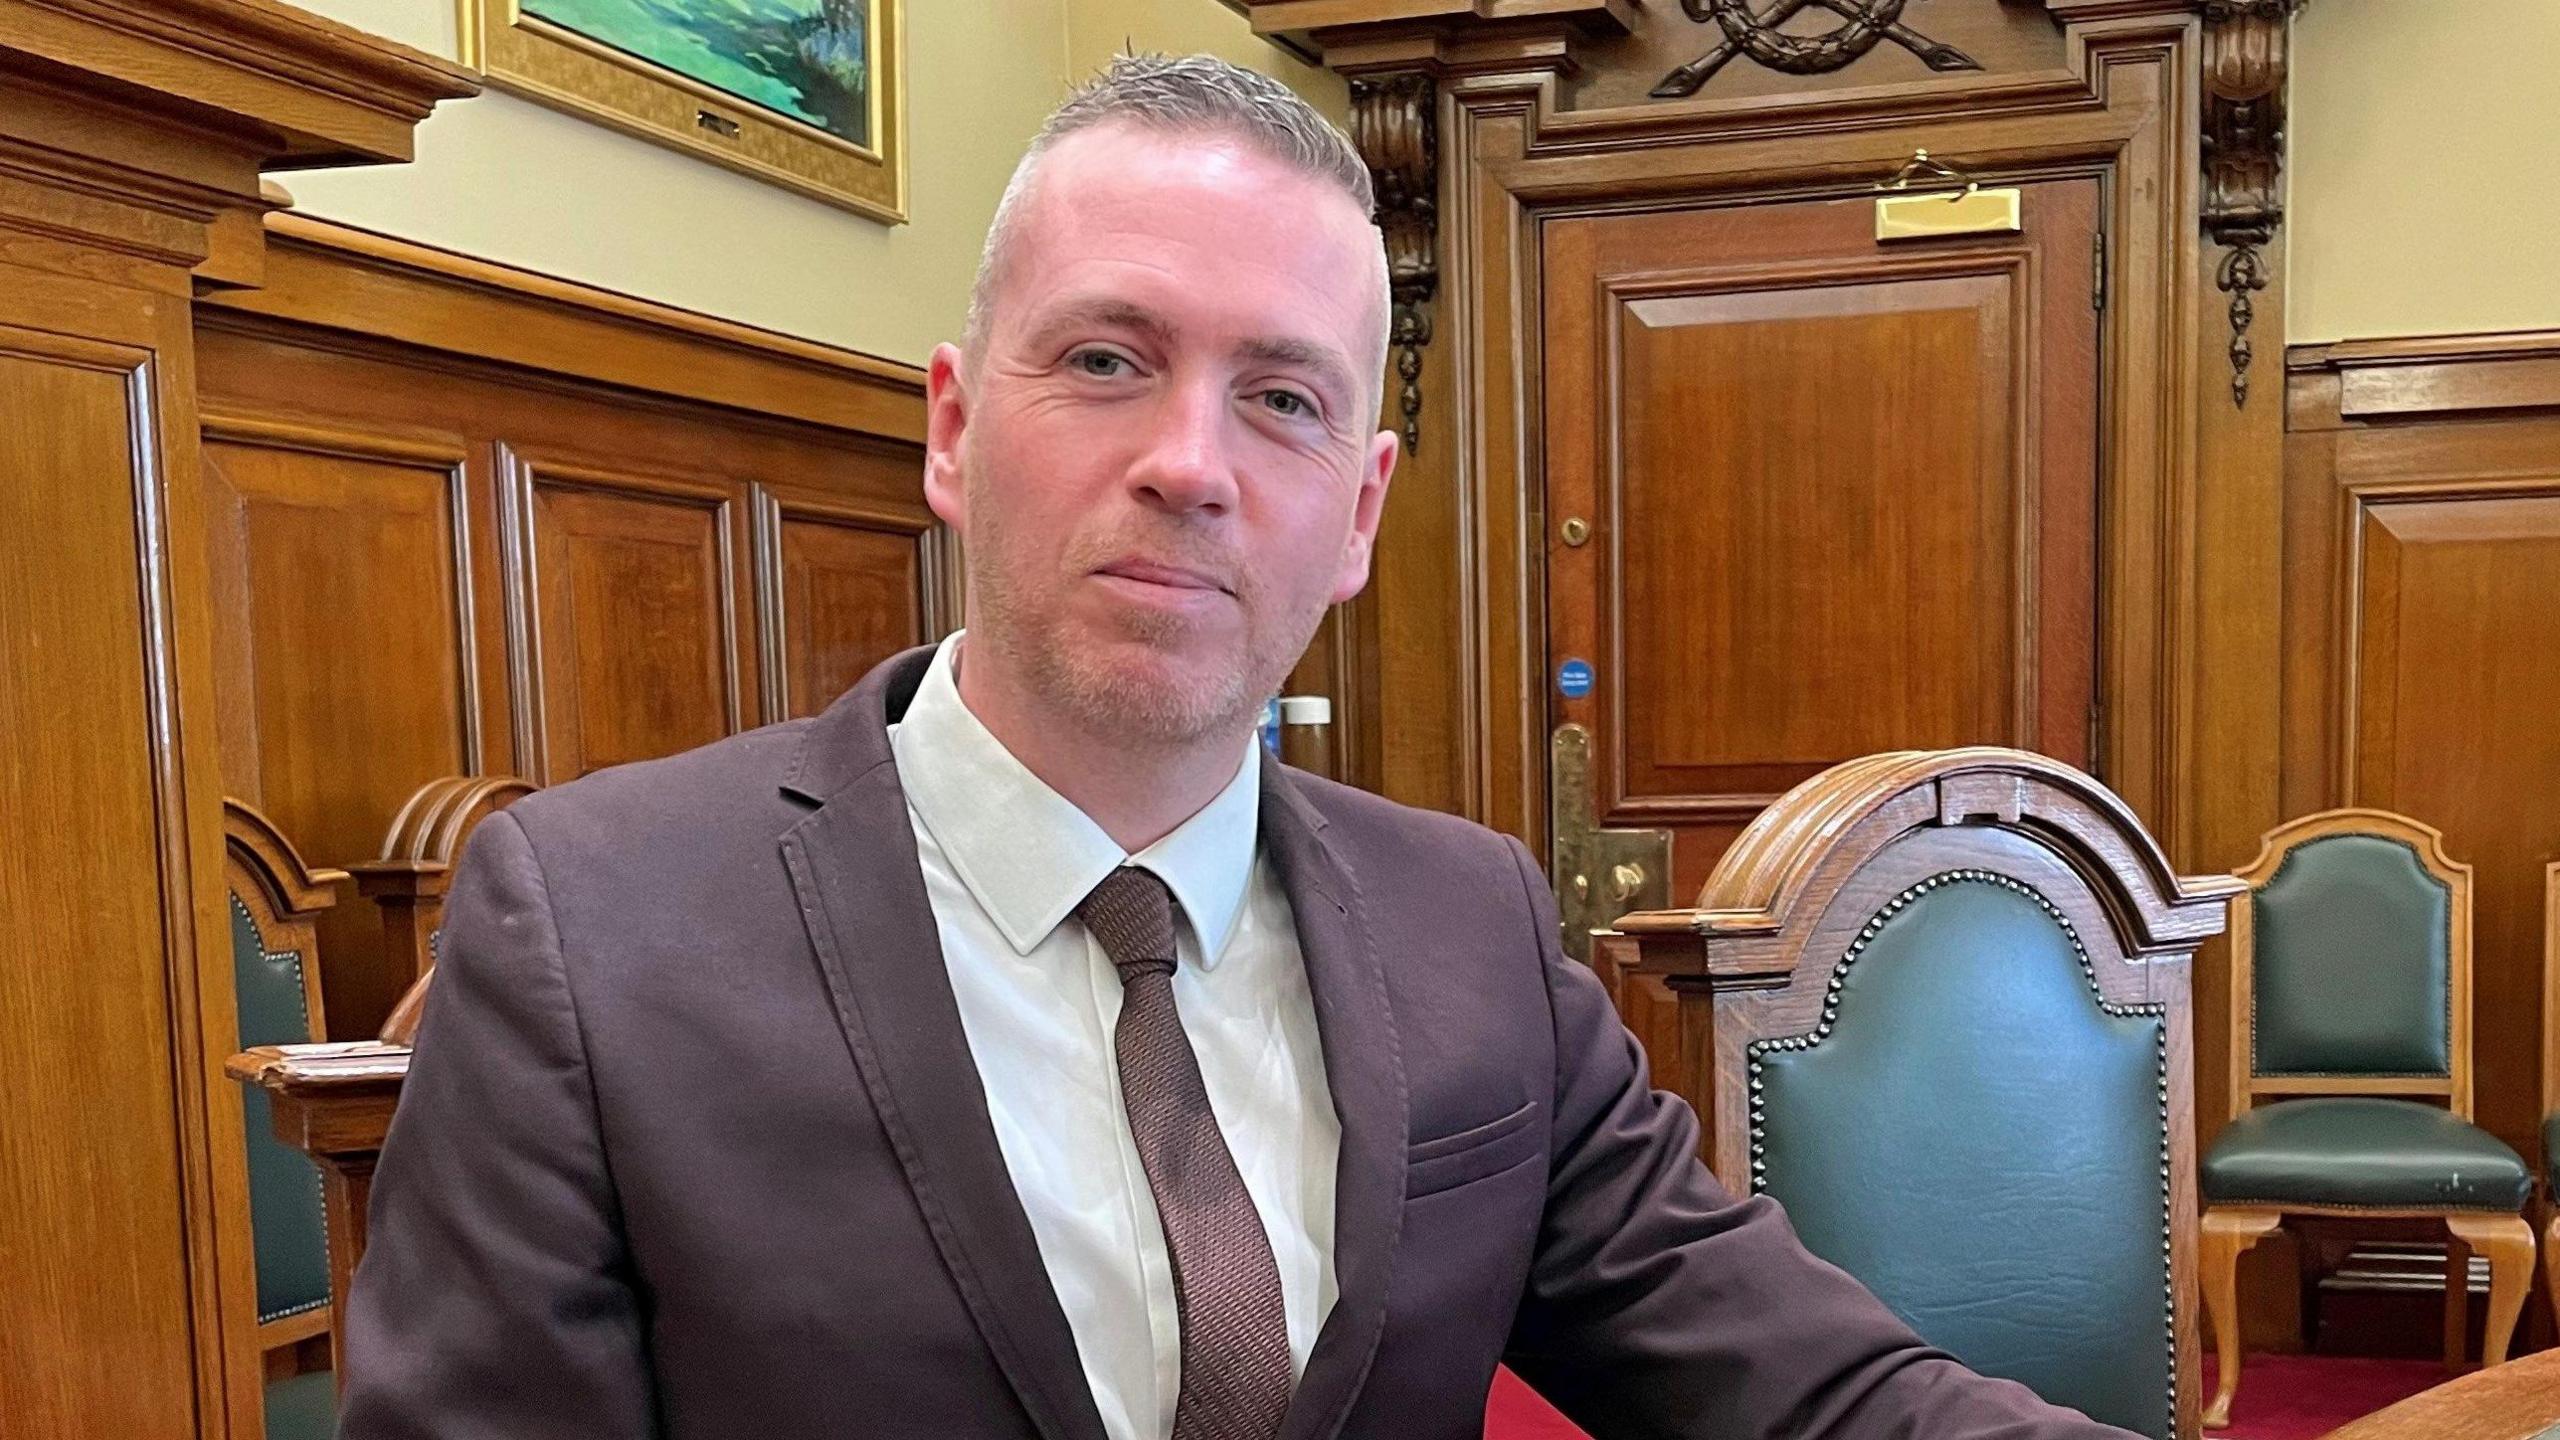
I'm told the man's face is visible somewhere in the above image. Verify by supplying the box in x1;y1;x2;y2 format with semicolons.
924;124;1397;745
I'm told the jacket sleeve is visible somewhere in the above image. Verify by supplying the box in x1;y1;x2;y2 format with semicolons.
336;809;659;1437
1494;837;2134;1440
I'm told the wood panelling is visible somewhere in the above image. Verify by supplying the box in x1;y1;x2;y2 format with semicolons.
0;10;476;1434
2284;331;2560;1169
208;215;927;445
201;416;505;1041
0;318;205;1436
1298;3;2260;934
0;53;477;1423
755;485;936;721
195;227;940;1038
1544;182;2099;899
510;455;747;781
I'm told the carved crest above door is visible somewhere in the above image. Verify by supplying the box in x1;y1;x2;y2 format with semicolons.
1651;0;1982;99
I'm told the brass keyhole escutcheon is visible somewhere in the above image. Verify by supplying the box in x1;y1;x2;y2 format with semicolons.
1560;517;1591;547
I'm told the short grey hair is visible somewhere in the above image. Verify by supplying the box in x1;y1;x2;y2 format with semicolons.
963;53;1380;361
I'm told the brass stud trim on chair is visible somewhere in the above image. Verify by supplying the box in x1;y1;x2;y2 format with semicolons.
1745;869;2179;1424
231;893;334;1326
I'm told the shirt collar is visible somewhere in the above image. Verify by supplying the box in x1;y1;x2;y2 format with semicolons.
889;632;1262;968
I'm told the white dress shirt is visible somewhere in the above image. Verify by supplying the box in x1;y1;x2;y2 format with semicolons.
887;634;1341;1440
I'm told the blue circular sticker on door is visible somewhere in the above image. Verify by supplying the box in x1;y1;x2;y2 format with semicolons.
1557;658;1594;699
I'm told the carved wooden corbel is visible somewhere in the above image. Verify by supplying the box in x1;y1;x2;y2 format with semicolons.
2201;0;2304;409
1349;70;1438;455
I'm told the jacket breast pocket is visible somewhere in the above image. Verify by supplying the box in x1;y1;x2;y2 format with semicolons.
1405;1099;1543;1199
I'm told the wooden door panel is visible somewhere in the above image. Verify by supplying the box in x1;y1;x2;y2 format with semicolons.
1546;181;2100;905
755;484;933;722
1618;274;2015;803
511;453;748;781
2347;489;2560;1156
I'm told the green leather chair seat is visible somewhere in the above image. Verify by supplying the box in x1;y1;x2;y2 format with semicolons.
2203;1097;2529;1211
264;1368;335;1440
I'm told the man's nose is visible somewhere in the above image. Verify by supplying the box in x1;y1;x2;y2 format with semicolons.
1128;380;1238;517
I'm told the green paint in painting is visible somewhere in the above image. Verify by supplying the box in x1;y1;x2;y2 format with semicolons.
524;0;870;146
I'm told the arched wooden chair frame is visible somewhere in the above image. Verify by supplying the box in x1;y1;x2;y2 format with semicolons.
1598;748;2241;1440
2201;808;2534;1429
349;774;537;1043
219;800;348;1439
229;774;534;1380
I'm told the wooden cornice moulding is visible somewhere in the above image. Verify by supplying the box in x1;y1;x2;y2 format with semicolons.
2286;330;2560;422
1245;0;1633;74
0;0;474;281
2043;0;2207;19
200;213;930;445
0;0;478;166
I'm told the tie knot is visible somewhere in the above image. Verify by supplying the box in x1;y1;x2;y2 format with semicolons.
1077;867;1179;980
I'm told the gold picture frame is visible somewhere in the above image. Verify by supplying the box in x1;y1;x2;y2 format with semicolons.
461;0;905;224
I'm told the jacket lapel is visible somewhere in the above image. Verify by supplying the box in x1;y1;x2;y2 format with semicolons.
1260;768;1410;1440
778;647;1109;1440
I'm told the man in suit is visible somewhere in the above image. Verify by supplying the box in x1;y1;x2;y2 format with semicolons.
341;53;2134;1440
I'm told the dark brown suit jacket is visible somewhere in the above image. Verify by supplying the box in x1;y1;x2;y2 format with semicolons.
340;646;2130;1439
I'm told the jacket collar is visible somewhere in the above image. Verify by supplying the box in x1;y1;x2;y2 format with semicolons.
781;646;1408;1440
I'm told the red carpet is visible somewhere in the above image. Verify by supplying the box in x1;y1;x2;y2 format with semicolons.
2199;1353;2443;1440
1484;1369;1584;1438
1482;1354;2448;1439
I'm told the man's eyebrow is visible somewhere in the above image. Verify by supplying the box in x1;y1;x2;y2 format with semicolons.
1023;298;1177;351
1235;335;1357;402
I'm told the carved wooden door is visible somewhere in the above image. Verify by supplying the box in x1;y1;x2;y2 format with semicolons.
1542;180;2103;943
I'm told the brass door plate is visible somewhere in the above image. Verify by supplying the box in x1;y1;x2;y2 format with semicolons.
1550;723;1672;963
1876;186;2021;240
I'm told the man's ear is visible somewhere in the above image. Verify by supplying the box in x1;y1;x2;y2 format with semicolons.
1329;426;1400;605
924;342;971;535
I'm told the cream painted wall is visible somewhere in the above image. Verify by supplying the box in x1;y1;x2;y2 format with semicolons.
1064;0;1347;123
279;1;1341;366
2289;0;2560;342
284;0;1067;367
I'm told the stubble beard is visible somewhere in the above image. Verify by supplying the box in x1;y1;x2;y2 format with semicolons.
964;468;1329;749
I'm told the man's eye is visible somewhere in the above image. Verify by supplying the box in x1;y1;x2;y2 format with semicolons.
1069;349;1129;378
1259;389;1315;418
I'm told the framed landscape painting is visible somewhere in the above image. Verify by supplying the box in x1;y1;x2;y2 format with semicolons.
463;0;905;223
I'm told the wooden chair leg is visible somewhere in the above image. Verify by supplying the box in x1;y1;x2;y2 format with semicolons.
2202;1207;2285;1430
2444;1230;2471;1369
2446;1213;2536;1367
2546;1211;2560;1331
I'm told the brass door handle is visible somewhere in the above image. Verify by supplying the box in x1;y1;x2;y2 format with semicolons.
1606;862;1646;904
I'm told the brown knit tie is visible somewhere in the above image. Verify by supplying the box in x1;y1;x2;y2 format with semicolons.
1077;866;1293;1440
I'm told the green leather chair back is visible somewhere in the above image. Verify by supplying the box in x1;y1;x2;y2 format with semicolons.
2249;833;2450;1078
230;895;333;1326
1753;872;2172;1438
